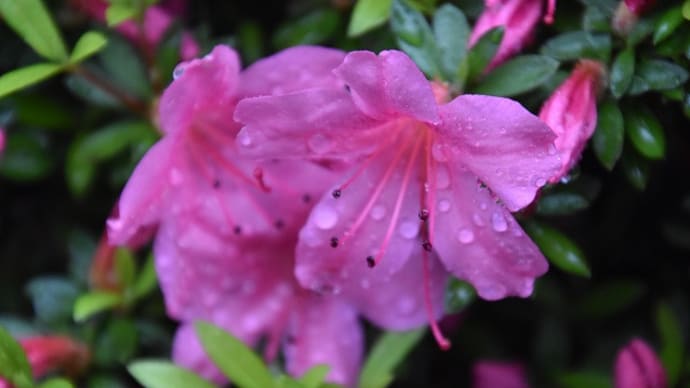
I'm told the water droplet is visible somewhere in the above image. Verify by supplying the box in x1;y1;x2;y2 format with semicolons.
243;315;261;332
457;228;475;244
534;177;546;187
547;144;557;155
397;297;416;315
473;213;485;227
370;205;386;220
479;202;488;210
495;168;504;177
237;131;253;147
360;279;370;289
436;166;450;189
431;143;448;162
398;220;418;239
491;212;508;232
172;65;185;79
307;134;333;154
437;199;451;212
169;168;184;185
313;205;338;230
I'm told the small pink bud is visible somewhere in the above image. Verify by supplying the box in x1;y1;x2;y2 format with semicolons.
19;336;90;379
614;338;667;388
624;0;656;15
473;360;529;388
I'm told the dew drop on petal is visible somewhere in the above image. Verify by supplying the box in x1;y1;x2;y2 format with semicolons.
437;199;451;212
313;205;338;230
237;131;253;147
547;144;557;155
491;212;508;232
436;166;450;189
370;205;386;220
479;202;488;210
457;228;475;244
398;220;418;239
534;177;547;187
169;168;184;186
431;143;448;162
172;65;185;79
307;134;333;154
360;279;370;289
473;213;485;227
397;296;417;315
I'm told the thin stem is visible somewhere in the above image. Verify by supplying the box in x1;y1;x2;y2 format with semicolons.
72;66;149;115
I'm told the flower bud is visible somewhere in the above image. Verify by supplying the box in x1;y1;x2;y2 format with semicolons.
473;360;529;388
614;338;667;388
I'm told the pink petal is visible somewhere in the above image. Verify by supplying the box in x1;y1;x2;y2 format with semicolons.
473;360;529;388
235;90;380;159
285;296;363;387
430;166;548;300
294;143;422;295
614;338;667;388
333;50;439;124
238;46;346;98
438;95;560;211
172;324;226;384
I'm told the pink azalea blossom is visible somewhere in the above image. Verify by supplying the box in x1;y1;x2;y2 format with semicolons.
623;0;656;15
71;0;199;60
469;0;556;70
235;49;561;345
473;360;529;388
614;338;667;388
539;60;606;182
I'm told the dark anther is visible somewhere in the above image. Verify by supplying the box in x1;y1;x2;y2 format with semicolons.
233;225;242;235
286;335;296;345
330;237;339;248
332;189;342;199
344;84;351;93
366;255;375;268
418;209;430;221
302;194;312;203
212;179;221;189
422;241;433;252
275;219;285;229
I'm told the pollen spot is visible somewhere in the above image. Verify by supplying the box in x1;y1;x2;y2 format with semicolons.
331;189;342;199
418;209;430;221
330;237;339;248
233;225;242;235
302;194;312;203
437;199;451;213
422;241;433;252
366;256;375;268
274;219;285;229
212;179;221;189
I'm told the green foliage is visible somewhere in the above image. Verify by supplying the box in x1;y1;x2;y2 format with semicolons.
472;55;559;96
0;0;68;61
466;27;503;81
610;47;635;98
623;105;666;160
525;222;591;278
129;360;218;388
390;0;441;78
540;31;611;62
70;31;109;64
656;303;684;385
445;278;476;313
0;325;33;388
0;63;63;99
348;0;393;37
358;329;425;388
73;291;123;322
25;277;79;325
593;99;624;170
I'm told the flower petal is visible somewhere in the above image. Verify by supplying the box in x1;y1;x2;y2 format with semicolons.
333;50;439;124
238;46;346;98
438;95;560;211
431;165;548;300
172;323;226;384
284;296;363;387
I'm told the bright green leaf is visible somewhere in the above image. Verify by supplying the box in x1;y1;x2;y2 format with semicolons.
445;279;476;313
0;325;33;388
73;291;122;322
624;106;665;160
70;31;108;63
656;303;684;385
433;4;470;85
390;0;441;78
38;378;74;388
195;321;274;388
115;248;136;290
683;0;690;20
593;99;624;170
540;31;611;62
133;254;158;300
653;6;683;44
610;47;635;98
466;27;503;81
106;3;138;26
298;364;331;388
473;55;558;96
358;329;425;388
0;0;68;61
348;0;393;37
129;360;217;388
525;222;591;278
95;318;138;365
0;63;63;99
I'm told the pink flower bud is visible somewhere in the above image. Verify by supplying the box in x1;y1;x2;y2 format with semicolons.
473;360;529;388
18;336;89;379
623;0;656;15
539;59;606;182
614;338;667;388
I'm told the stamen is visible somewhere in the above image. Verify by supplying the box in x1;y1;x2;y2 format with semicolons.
544;0;556;24
424;130;438;245
422;247;451;350
253;167;271;193
274;219;285;229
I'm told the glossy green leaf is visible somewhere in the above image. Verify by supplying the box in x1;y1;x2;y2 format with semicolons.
73;291;122;322
0;325;33;388
65;73;121;107
273;9;340;49
473;55;559;96
358;329;425;388
100;35;152;99
0;0;68;61
540;31;611;62
390;0;441;78
0;63;63;99
445;279;476;313
106;3;137;26
633;59;688;93
593;99;624;170
95;318;138;365
348;0;393;37
25;277;79;324
525;222;591;278
610;47;635;98
626;18;655;46
622;150;651;190
195;321;274;388
9;94;73;131
466;27;503;81
115;248;136;290
38;378;75;388
70;31;108;63
432;4;470;84
558;371;611;388
298;365;331;388
536;192;590;216
0;132;54;181
582;5;610;32
577;280;646;318
683;0;690;20
133;254;158;300
656;303;684;385
653;6;683;44
624;106;665;160
129;360;218;388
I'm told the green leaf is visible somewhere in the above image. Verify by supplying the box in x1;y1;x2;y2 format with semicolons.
656;303;684;385
0;325;33;388
466;27;503;81
94;318;138;365
445;279;476;313
70;31;108;63
38;378;75;388
622;150;651;190
390;0;441;78
432;4;470;84
683;0;690;20
0;132;54;181
73;291;122;322
298;365;331;388
115;248;136;290
626;18;655;46
0;63;63;99
106;3;138;26
129;360;217;388
609;47;635;98
348;0;393;37
633;59;688;93
558;371;611;388
525;222;591;278
473;55;559;96
195;321;274;388
536;192;590;216
653;6;683;44
273;9;340;49
540;31;611;62
358;329;425;388
582;5;611;32
593;99;624;170
0;0;68;61
25;277;79;325
133;254;158;300
624;106;665;160
99;34;152;99
576;280;646;318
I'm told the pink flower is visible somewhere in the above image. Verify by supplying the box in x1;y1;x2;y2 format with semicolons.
473;361;529;388
614;338;667;388
71;0;199;60
623;0;656;15
235;50;561;345
539;60;606;181
469;0;556;70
